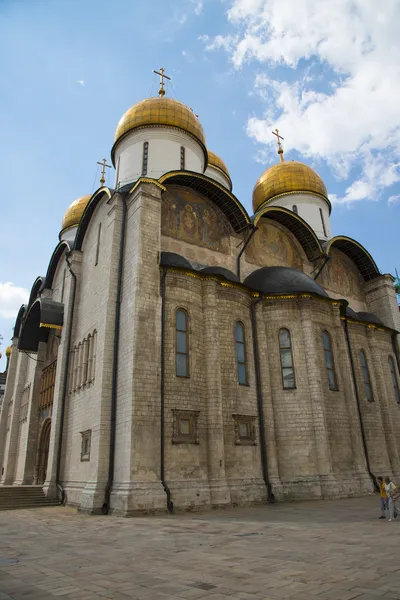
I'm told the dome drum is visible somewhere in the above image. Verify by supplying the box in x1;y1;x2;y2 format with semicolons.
205;150;232;191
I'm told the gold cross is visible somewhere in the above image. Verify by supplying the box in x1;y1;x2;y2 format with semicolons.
97;158;111;186
153;67;171;97
272;128;284;162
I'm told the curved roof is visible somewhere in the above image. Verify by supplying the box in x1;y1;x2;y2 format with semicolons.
326;236;380;282
253;206;323;261
159;171;250;233
159;252;192;270
18;298;64;353
112;97;206;165
45;241;71;290
74;187;113;251
244;266;328;298
253;161;329;213
28;277;45;308
356;312;384;326
200;266;239;283
14;305;26;338
61;195;91;233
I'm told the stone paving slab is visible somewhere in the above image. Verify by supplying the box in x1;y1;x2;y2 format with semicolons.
0;496;399;599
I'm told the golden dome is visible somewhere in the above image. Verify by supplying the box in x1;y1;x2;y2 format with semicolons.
113;97;206;160
61;195;91;232
208;150;231;180
5;346;11;358
253;161;328;213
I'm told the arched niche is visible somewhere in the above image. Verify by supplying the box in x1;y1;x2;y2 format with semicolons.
245;219;306;270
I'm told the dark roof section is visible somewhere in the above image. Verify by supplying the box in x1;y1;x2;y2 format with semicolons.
326;236;380;282
346;306;358;320
160;252;192;270
44;241;71;290
253;206;323;261
74;187;114;251
28;277;45;308
14;305;26;338
244;266;329;297
200;266;239;283
159;171;250;233
356;312;384;326
18;298;64;353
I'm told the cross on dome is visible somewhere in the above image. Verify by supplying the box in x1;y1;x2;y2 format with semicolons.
272;128;284;162
153;67;171;97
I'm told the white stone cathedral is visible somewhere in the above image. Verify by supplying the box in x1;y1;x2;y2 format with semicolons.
0;73;399;515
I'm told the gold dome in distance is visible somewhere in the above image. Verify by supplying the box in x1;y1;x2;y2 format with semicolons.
61;195;91;232
253;161;328;213
113;97;206;160
207;150;230;180
5;346;11;358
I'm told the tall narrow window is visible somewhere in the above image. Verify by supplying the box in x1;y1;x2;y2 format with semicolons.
95;223;101;266
61;269;66;302
322;331;338;390
279;329;296;389
292;205;298;214
360;350;374;402
142;141;149;176
389;356;400;403
319;208;327;237
176;310;189;377
235;322;247;385
180;146;185;170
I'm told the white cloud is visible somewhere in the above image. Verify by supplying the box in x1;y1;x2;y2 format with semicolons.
190;0;204;15
0;282;29;320
388;194;400;205
204;0;400;204
77;79;84;86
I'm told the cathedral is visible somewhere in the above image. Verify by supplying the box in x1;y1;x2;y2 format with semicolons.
1;70;399;516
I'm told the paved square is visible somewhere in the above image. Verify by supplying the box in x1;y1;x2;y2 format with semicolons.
0;496;399;600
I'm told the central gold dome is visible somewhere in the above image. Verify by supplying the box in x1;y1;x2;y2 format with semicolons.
61;195;91;232
253;161;328;213
113;97;206;160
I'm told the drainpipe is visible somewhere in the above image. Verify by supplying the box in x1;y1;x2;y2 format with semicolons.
250;296;275;503
342;303;379;492
160;267;174;513
313;255;330;281
103;194;127;515
55;251;77;505
237;225;257;281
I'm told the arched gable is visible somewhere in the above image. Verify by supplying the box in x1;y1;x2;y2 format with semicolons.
14;304;26;338
44;241;71;290
253;206;323;261
74;187;113;251
28;277;45;308
326;236;379;282
18;297;64;353
159;171;250;233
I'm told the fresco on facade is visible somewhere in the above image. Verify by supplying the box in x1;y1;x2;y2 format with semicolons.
245;221;302;269
321;248;365;300
162;186;231;253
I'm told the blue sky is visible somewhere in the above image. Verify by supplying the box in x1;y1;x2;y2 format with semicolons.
0;0;399;368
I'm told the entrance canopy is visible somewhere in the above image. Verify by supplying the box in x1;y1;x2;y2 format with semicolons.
18;298;64;353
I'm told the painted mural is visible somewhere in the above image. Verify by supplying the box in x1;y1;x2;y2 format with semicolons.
321;248;365;301
245;221;302;269
162;186;231;254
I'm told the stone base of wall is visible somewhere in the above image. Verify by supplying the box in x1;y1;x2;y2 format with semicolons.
110;480;168;516
227;478;268;506
280;472;373;501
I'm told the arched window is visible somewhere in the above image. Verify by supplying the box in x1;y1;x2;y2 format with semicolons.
322;331;338;390
176;309;189;377
279;328;296;389
95;223;101;266
142;141;149;176
319;208;327;237
389;356;400;404
180;146;185;170
292;205;298;214
360;350;374;402
235;322;247;385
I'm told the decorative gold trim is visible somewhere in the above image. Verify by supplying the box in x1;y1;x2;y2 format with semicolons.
340;316;386;331
40;323;63;330
129;177;167;195
158;170;249;222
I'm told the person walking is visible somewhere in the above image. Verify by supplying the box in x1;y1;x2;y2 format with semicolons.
377;476;388;519
384;476;398;522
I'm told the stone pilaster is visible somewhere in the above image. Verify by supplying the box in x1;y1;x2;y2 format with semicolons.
0;337;19;479
202;279;230;506
364;275;400;332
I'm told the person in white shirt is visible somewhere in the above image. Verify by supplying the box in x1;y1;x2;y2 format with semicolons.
384;476;398;522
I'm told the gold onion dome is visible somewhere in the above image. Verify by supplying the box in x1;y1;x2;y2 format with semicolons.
61;195;91;232
5;346;11;358
207;150;230;180
253;161;328;213
113;97;206;161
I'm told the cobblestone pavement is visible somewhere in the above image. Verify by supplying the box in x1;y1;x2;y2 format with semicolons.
0;496;399;600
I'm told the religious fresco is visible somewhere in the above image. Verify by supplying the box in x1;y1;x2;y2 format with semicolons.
245;221;302;269
321;248;365;301
161;186;231;253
